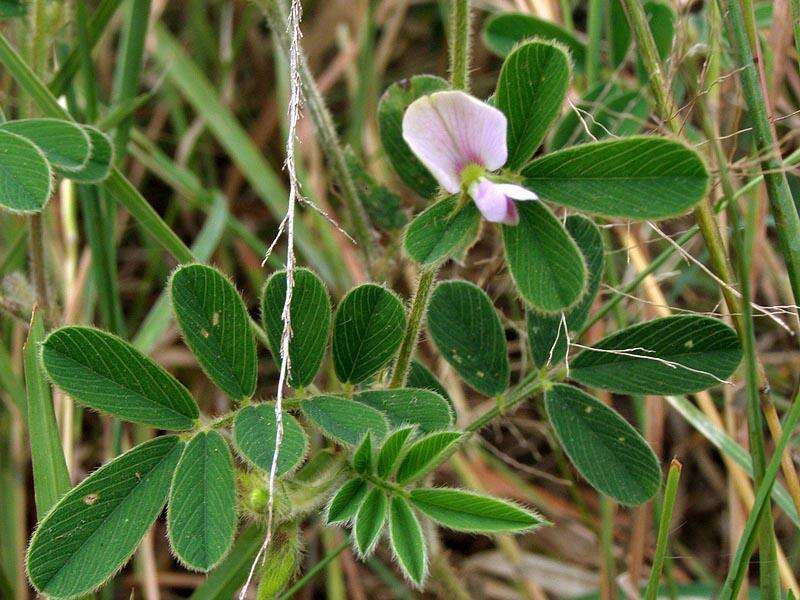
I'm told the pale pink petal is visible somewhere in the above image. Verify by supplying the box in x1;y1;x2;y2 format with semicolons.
503;199;520;225
402;91;508;194
470;179;508;222
493;183;538;201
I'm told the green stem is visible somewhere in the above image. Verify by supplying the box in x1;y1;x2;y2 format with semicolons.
737;180;781;599
586;0;604;87
389;267;435;388
723;0;800;310
259;0;375;274
449;0;471;91
28;213;50;321
644;459;682;600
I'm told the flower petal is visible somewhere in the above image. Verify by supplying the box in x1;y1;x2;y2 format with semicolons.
469;179;512;223
402;91;508;194
493;183;538;201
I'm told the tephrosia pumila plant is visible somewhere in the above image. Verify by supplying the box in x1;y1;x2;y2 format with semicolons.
1;0;800;598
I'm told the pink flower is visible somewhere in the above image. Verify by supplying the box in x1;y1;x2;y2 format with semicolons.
402;90;537;225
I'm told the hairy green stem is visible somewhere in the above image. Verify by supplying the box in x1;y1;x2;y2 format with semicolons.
389;267;435;388
259;0;375;274
644;459;682;600
449;0;471;91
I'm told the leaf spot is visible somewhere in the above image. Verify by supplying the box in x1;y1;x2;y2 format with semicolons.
83;493;99;505
212;311;220;326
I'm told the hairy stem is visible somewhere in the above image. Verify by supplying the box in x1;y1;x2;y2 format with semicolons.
389;266;435;388
448;0;471;91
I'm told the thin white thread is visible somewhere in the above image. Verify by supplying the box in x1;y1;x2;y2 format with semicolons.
240;0;303;596
570;343;734;385
645;220;795;334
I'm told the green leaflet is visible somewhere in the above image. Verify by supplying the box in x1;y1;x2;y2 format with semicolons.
327;478;369;524
407;360;453;409
302;395;389;446
388;496;427;586
522;137;710;220
332;284;405;384
168;431;237;572
427;280;509;396
41;326;199;430
549;83;649;150
527;215;604;368
376;426;415;479
496;40;570;169
344;148;407;230
27;436;184;599
545;384;661;505
395;431;462;484
570;315;743;395
262;268;331;388
354;388;453;433
482;12;587;68
378;75;450;198
409;488;544;532
24;308;70;517
352;434;374;474
503;200;587;313
0;129;52;213
65;126;114;183
404;196;481;266
0;118;90;173
354;487;388;556
233;404;308;476
171;264;257;401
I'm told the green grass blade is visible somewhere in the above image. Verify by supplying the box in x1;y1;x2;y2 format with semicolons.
24;307;71;518
48;0;124;97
